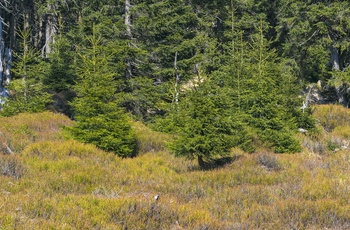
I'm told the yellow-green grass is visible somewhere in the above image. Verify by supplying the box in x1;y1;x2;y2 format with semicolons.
312;104;350;132
0;112;72;153
130;120;173;154
299;104;350;154
0;108;350;229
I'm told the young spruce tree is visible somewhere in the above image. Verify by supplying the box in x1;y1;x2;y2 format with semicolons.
69;28;135;157
169;71;251;169
1;27;51;116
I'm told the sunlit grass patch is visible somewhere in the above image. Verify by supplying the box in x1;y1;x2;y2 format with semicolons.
21;140;108;160
332;125;350;140
0;112;71;153
312;104;350;132
131;120;172;154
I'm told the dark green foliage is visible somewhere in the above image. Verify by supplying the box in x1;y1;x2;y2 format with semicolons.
214;19;305;154
0;93;52;117
69;29;135;157
157;10;313;167
5;0;340;159
43;35;76;92
168;79;252;168
69;111;135;157
276;1;350;83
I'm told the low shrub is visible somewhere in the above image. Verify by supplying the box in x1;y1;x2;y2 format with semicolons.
0;155;25;179
257;153;283;171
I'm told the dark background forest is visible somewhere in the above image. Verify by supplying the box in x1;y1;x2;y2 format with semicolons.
1;0;350;165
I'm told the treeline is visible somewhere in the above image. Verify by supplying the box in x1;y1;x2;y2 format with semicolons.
1;0;350;167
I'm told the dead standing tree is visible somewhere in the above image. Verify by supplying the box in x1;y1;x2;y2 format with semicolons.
0;17;11;107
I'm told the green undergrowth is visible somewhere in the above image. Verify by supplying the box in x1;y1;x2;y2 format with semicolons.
0;108;350;229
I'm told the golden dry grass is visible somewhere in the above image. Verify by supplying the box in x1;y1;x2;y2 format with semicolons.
0;108;349;229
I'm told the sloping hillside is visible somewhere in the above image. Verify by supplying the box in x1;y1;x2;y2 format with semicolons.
0;107;350;229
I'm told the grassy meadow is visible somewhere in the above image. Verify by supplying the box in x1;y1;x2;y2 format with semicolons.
1;105;350;229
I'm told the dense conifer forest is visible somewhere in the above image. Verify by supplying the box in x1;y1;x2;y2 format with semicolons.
1;1;350;228
1;0;350;160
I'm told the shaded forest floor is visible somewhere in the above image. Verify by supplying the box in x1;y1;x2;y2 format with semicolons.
1;105;350;229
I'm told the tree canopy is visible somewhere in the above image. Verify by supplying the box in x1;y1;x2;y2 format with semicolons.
2;0;350;165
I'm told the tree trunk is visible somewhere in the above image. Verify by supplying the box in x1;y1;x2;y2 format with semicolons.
198;155;206;169
331;45;340;71
0;17;11;106
125;0;132;39
9;0;17;50
43;3;57;57
0;18;4;85
330;45;347;105
125;0;132;78
173;51;179;108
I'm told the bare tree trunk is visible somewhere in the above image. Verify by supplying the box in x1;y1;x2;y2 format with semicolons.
172;51;180;108
125;0;132;78
125;0;132;39
0;17;11;107
43;3;57;57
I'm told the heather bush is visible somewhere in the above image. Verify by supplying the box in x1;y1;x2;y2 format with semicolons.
0;155;24;179
257;153;283;171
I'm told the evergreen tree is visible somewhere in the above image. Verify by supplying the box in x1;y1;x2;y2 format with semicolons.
69;28;135;157
169;76;251;169
212;17;306;153
1;27;51;116
243;21;302;153
43;31;76;92
124;0;220;121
